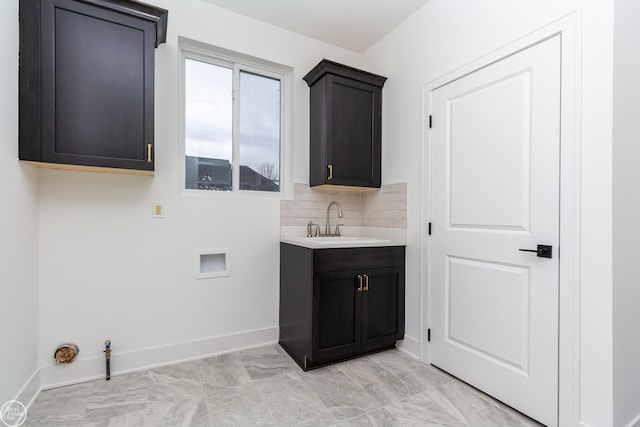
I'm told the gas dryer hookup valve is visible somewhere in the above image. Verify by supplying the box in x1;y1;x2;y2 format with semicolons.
104;340;111;380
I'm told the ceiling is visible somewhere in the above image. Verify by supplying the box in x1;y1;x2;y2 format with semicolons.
201;0;430;53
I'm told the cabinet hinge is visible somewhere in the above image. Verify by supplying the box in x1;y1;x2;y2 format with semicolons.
427;328;431;342
429;115;432;129
428;222;432;235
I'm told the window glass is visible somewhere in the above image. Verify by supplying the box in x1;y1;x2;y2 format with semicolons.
181;39;290;196
239;71;281;192
184;58;233;191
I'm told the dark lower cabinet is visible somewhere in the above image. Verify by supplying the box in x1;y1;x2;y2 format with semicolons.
364;266;403;350
280;243;405;370
313;268;362;363
19;0;168;174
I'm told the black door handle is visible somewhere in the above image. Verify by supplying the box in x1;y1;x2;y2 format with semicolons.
519;245;552;258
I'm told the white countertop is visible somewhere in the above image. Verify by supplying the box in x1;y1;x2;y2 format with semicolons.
280;235;405;249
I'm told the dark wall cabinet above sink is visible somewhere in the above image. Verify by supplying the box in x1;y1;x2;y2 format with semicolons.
304;60;387;189
19;0;168;175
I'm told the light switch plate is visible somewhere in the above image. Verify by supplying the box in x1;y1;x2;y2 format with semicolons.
152;201;165;219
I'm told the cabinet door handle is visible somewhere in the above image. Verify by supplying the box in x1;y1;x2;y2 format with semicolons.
147;143;153;164
328;164;333;181
364;274;369;291
357;274;363;292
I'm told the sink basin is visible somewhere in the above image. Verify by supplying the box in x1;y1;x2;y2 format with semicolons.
281;236;393;248
310;237;391;244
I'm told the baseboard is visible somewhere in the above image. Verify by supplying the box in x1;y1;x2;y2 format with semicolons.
625;413;640;427
397;334;419;359
40;326;279;390
580;414;640;427
15;368;41;410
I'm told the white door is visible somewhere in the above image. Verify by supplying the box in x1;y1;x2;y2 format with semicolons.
428;35;561;426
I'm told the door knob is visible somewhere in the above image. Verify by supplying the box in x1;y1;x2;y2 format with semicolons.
519;245;552;258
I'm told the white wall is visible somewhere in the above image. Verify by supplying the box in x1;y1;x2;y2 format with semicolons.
36;0;364;385
613;1;640;425
0;0;40;406
364;0;617;425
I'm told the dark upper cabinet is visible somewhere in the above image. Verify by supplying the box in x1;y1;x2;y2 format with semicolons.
19;0;168;174
279;243;405;370
304;60;387;188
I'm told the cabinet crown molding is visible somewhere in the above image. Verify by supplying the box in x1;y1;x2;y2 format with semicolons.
73;0;168;47
303;59;387;88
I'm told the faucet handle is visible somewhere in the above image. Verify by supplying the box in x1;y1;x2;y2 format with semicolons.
335;224;344;236
307;221;321;238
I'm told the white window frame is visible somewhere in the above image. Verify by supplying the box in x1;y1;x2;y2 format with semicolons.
178;36;293;199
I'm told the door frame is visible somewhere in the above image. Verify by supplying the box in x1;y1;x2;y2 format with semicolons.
420;15;580;427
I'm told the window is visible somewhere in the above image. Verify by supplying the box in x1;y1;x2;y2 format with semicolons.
180;37;291;195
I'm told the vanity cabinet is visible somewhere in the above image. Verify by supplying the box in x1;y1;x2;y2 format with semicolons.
303;60;387;189
19;0;168;174
279;243;405;370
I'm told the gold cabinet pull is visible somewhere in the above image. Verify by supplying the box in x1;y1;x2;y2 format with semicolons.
328;164;333;181
147;143;153;164
364;274;369;291
357;274;363;292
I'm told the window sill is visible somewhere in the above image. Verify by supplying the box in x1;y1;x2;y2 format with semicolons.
181;187;291;200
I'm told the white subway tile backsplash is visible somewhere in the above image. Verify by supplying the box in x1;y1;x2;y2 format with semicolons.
281;183;407;229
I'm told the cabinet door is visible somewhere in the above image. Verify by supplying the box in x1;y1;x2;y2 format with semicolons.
312;269;362;362
363;266;405;351
326;75;381;188
40;0;155;170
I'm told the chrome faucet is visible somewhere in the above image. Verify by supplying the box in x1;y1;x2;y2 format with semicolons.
324;201;343;236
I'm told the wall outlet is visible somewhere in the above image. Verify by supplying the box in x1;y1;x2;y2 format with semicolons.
152;201;165;219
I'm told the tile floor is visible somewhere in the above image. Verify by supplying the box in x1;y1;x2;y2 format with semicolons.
25;345;541;426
